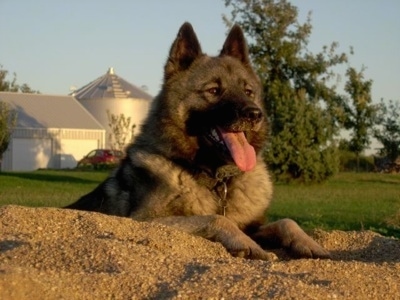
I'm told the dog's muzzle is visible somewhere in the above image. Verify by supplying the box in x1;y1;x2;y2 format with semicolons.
242;106;263;123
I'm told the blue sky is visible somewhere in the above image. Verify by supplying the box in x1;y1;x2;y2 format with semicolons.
1;0;399;104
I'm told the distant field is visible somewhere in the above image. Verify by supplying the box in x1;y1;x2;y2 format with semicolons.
1;170;399;238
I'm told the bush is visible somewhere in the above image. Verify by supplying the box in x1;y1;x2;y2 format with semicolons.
339;150;374;172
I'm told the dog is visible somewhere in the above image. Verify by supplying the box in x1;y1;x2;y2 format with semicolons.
66;22;330;260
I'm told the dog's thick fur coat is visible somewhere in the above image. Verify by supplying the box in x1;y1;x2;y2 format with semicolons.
66;23;330;260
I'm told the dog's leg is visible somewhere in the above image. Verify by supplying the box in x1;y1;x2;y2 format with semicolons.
250;218;331;259
151;215;276;261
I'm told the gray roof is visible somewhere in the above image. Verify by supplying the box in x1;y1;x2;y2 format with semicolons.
0;92;104;130
72;68;153;101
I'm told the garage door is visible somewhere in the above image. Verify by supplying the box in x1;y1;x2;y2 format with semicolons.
12;138;52;171
60;139;99;168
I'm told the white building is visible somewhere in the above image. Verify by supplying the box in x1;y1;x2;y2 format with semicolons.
72;68;152;148
0;92;105;171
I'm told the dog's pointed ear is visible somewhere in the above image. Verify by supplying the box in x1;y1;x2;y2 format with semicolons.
164;22;202;80
220;25;250;65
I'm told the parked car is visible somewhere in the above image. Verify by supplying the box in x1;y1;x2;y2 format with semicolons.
76;149;123;169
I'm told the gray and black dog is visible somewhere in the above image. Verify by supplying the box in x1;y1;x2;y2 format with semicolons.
66;22;330;260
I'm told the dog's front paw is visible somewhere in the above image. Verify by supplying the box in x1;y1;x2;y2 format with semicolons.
279;219;331;259
288;233;331;259
212;216;277;261
253;218;331;259
227;244;278;261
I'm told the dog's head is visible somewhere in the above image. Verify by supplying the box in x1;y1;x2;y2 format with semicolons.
160;22;267;173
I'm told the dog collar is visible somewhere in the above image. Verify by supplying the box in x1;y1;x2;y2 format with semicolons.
195;164;242;190
195;165;242;216
215;165;243;181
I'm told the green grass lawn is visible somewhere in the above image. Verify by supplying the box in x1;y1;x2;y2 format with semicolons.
270;172;400;237
0;170;107;208
1;170;399;237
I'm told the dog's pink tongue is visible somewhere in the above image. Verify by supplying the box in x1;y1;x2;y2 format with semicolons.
219;129;256;172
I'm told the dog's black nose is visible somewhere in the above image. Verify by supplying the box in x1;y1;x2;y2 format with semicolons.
242;106;263;121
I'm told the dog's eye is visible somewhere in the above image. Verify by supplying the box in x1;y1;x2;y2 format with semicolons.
245;89;254;97
207;87;220;96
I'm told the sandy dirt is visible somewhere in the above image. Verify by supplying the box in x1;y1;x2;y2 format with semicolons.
0;205;399;299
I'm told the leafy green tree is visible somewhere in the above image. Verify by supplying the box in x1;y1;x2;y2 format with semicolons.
107;110;136;151
374;99;400;161
0;102;17;169
224;0;348;182
0;65;38;169
342;67;377;171
0;64;39;93
0;66;18;92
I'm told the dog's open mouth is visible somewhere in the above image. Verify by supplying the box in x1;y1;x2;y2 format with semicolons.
208;127;256;172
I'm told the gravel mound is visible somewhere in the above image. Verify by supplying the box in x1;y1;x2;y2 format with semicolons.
0;205;399;299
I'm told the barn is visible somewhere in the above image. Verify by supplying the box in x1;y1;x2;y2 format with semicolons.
72;67;152;148
0;92;105;171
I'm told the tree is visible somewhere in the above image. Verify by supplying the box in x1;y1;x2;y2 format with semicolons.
224;0;348;182
107;110;136;151
0;102;17;169
0;64;39;93
342;67;377;171
0;65;38;170
374;99;400;161
0;64;40;170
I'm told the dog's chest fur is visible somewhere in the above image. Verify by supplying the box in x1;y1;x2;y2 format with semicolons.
129;151;272;229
